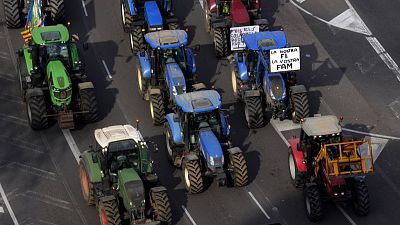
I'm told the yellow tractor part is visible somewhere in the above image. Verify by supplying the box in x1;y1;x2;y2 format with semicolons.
315;139;374;177
21;29;32;43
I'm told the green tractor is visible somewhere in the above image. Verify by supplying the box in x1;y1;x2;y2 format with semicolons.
79;124;172;225
18;24;99;129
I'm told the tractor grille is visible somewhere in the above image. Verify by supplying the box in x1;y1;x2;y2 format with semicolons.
269;76;284;99
214;157;222;166
125;181;144;207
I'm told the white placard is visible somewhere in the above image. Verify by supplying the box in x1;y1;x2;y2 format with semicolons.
269;47;301;73
229;25;259;51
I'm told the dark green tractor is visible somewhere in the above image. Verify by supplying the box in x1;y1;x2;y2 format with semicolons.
79;124;172;225
18;24;99;129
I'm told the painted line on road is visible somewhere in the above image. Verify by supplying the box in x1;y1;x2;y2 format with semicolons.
248;192;271;220
0;183;19;225
181;205;197;225
295;0;306;3
342;128;400;140
336;204;357;225
270;120;290;147
365;37;400;82
0;206;4;213
61;129;80;163
81;0;88;17
102;60;113;79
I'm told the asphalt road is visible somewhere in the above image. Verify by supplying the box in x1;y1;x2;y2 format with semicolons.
0;0;400;225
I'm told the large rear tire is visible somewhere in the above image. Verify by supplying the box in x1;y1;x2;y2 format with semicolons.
150;94;165;125
3;0;23;28
80;88;99;123
26;95;48;130
151;190;172;225
229;152;248;187
291;92;309;123
183;160;203;194
353;181;369;216
98;198;121;225
48;0;65;24
288;151;303;188
120;0;133;32
129;26;145;53
304;185;322;222
213;27;229;58
244;96;264;129
79;161;95;206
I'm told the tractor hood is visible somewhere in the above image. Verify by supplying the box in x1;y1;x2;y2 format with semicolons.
165;63;186;96
118;168;145;210
199;129;224;167
47;60;71;90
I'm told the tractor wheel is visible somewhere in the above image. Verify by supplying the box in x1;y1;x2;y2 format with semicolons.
26;95;48;130
120;0;133;32
203;1;211;33
229;152;248;187
182;160;203;194
150;94;165;125
151;190;172;225
165;129;174;163
129;26;145;53
288;151;303;188
3;0;23;28
304;185;322;222
98;198;121;225
258;23;269;32
213;27;229;58
168;22;179;30
244;96;264;129
80;88;99;123
48;0;65;24
230;65;240;101
291;92;309;123
136;65;147;100
79;160;95;206
353;181;369;216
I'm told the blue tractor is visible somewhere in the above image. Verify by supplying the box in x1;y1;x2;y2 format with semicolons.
121;0;179;52
136;30;200;125
164;90;248;194
230;31;310;128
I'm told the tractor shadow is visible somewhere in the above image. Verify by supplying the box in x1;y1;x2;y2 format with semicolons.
260;0;281;31
145;134;188;225
174;0;197;29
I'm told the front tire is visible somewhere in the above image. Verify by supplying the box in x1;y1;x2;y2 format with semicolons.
137;65;147;100
229;152;248;187
244;96;264;129
26;95;48;130
151;190;172;225
80;88;99;123
213;27;229;58
304;184;322;222
48;0;65;24
79;161;95;206
120;0;133;32
353;181;369;216
183;160;203;194
3;0;23;28
129;26;145;53
98;198;121;225
150;94;165;125
288;151;303;188
291;92;309;123
230;65;240;100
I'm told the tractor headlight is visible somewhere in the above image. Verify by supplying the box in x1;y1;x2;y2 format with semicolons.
172;86;177;96
209;155;215;166
269;89;276;100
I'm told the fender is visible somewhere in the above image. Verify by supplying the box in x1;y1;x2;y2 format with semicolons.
26;88;43;98
80;151;102;183
235;53;248;81
184;152;198;161
244;90;260;98
219;111;230;137
227;146;242;155
137;51;151;79
199;129;224;167
124;0;137;16
150;186;167;193
186;48;196;74
290;84;307;94
144;1;163;27
165;113;184;145
78;82;94;90
288;137;306;172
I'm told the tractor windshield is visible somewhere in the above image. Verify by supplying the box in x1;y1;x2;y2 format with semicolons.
188;109;222;139
107;139;140;174
45;43;70;66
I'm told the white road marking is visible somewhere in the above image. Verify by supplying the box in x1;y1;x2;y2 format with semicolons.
198;0;204;10
270;120;290;147
248;192;271;220
366;37;400;82
81;0;88;17
295;0;306;3
342;128;400;140
329;8;371;36
102;60;113;79
61;129;80;163
389;99;400;119
336;204;357;225
0;206;4;213
0;183;19;225
181;205;197;225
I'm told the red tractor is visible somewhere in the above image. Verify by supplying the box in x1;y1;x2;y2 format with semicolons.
288;115;374;221
203;0;268;57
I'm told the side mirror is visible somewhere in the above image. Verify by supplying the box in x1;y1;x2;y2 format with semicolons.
83;43;89;50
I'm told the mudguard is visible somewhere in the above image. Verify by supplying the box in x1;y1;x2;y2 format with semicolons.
137;51;151;79
199;129;224;167
288;138;306;172
78;82;94;90
150;186;167;193
244;90;260;98
144;1;163;27
290;85;307;94
235;53;248;81
124;0;137;16
26;88;43;98
219;111;230;137
80;151;102;183
186;48;196;74
227;146;242;155
166;113;184;145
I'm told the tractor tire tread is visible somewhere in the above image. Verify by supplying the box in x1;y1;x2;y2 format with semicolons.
231;152;248;187
27;95;48;130
150;94;165;125
305;185;322;221
214;28;229;58
99;199;121;225
245;96;264;128
80;88;99;123
130;27;145;52
3;0;23;28
353;181;369;216
121;0;133;32
79;161;95;206
48;0;65;24
292;92;309;123
152;190;172;225
185;160;203;194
